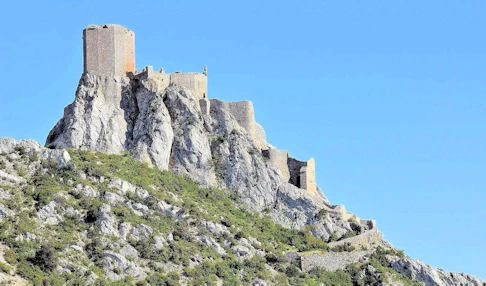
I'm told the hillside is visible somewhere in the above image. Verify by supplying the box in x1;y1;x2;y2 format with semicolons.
0;139;483;285
0;140;418;285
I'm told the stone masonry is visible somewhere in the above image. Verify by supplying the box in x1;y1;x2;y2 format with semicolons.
287;157;317;194
83;24;135;77
134;66;208;100
262;149;290;182
300;250;370;272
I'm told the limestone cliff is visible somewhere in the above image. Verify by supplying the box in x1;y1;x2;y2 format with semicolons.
46;71;371;243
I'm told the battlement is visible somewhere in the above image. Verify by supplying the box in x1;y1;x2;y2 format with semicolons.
83;24;135;77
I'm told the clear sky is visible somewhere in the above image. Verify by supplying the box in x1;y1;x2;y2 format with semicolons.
0;0;484;279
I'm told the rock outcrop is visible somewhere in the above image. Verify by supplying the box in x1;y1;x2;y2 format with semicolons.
45;72;374;242
387;256;486;286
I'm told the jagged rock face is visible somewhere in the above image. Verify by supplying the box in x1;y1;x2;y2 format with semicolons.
163;87;214;186
45;73;375;237
387;256;486;286
47;74;174;170
46;74;129;154
208;103;282;210
46;73;283;211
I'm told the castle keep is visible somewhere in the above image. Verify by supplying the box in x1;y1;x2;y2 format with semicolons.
83;24;135;77
81;24;316;194
83;24;208;99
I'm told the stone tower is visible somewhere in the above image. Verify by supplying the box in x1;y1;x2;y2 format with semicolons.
83;24;135;77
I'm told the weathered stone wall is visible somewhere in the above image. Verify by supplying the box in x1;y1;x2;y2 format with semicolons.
83;24;135;77
300;251;370;272
209;99;258;141
328;220;384;250
300;158;316;194
288;157;305;187
227;101;256;139
262;149;289;182
199;98;210;117
287;157;317;193
134;67;208;100
170;73;207;100
136;66;171;92
254;123;268;149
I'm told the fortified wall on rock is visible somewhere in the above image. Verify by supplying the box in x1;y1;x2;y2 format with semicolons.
82;24;317;194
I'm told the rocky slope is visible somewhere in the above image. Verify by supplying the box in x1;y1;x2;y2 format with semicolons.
0;70;482;285
45;72;371;244
0;138;484;285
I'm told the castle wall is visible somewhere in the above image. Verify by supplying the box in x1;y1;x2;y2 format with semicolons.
300;158;316;193
328;220;383;250
255;123;268;149
262;149;289;182
227;101;256;139
137;66;171;91
83;24;135;77
209;99;258;142
300;251;370;272
287;157;316;193
199;98;210;117
288;157;305;187
170;73;207;99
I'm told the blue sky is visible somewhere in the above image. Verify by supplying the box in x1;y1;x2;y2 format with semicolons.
0;0;485;279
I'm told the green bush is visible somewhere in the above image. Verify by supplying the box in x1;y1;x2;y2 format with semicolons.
307;268;353;286
330;242;355;252
30;244;57;272
0;261;12;274
4;248;17;265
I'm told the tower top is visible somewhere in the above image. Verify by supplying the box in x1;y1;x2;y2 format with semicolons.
82;24;135;77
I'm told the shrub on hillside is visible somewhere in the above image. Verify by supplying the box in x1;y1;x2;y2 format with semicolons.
30;244;57;272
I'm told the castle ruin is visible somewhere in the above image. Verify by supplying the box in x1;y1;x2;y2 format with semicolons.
81;24;316;194
82;24;207;99
83;24;135;77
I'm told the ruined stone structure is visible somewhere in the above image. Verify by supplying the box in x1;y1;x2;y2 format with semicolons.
83;24;207;98
208;99;267;147
81;24;316;193
83;24;135;77
287;157;317;194
262;149;290;182
134;66;208;100
171;72;208;99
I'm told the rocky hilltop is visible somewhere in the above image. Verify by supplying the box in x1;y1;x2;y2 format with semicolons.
21;67;479;285
45;70;375;246
0;23;483;285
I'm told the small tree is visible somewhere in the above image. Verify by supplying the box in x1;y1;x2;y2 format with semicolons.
31;244;57;272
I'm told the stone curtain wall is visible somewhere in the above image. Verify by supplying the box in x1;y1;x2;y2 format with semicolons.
209;99;257;139
227;101;256;139
287;157;317;193
262;149;290;182
328;220;384;250
301;158;316;194
170;73;207;100
300;251;370;272
83;24;135;77
288;157;306;187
